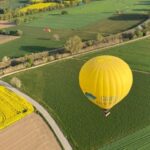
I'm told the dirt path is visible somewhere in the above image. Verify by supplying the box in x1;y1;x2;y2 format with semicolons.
0;113;61;150
0;80;72;150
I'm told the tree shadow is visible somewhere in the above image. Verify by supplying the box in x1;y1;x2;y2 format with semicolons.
20;45;57;53
135;1;150;5
108;13;148;21
133;8;150;12
19;0;28;4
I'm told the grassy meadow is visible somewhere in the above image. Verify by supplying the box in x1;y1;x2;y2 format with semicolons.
3;38;150;149
0;0;26;8
0;0;149;59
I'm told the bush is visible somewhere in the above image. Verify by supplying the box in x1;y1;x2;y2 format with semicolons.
96;33;104;42
9;30;17;35
16;30;23;36
134;28;143;37
122;32;135;40
10;77;22;88
86;40;94;46
27;57;33;66
0;29;6;35
2;56;10;63
14;18;22;25
61;10;68;15
143;28;149;36
53;34;60;41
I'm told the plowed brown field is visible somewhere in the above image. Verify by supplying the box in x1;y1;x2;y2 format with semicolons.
0;113;61;150
0;21;15;29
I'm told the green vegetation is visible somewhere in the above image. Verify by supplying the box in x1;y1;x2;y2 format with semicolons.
0;0;26;9
0;0;149;59
26;0;149;29
3;38;150;149
101;125;150;150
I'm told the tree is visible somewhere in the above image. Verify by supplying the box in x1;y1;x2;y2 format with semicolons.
53;34;60;41
2;56;10;63
97;33;104;42
134;28;143;37
16;29;23;36
14;18;22;25
10;77;22;88
61;10;68;15
64;35;83;54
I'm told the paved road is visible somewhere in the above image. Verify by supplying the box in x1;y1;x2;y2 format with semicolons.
0;80;72;150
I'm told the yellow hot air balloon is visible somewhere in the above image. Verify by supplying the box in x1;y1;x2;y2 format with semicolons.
79;55;133;116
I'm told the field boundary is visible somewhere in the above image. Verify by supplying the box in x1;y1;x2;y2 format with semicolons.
133;69;150;75
0;80;72;150
100;124;150;150
0;34;150;79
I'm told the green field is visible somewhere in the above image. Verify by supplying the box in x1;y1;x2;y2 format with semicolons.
0;0;149;59
0;0;26;8
27;0;149;29
3;38;150;149
101;125;150;150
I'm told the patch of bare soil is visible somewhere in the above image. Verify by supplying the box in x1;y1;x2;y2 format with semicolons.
0;21;15;29
0;35;19;44
0;113;61;150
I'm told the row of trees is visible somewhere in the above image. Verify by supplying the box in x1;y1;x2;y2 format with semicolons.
0;0;91;21
123;21;150;40
64;20;150;54
0;4;63;21
0;29;23;36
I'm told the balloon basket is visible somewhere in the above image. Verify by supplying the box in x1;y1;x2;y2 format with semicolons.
103;109;111;117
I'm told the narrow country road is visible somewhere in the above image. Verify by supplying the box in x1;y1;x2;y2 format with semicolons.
0;80;72;150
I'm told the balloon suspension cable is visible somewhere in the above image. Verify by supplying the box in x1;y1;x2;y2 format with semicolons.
103;109;111;117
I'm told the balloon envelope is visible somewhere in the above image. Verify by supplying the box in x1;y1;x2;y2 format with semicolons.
79;55;133;110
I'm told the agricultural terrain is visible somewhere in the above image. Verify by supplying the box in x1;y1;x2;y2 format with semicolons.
3;37;150;149
0;0;26;9
0;86;34;130
0;113;61;150
0;0;150;59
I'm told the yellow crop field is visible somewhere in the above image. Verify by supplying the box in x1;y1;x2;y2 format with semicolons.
0;86;34;130
20;2;58;13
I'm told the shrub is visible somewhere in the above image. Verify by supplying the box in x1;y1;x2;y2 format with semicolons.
27;57;33;67
9;30;17;35
61;10;68;15
2;56;10;63
14;18;22;25
10;77;22;88
122;32;135;40
96;33;104;42
86;40;94;46
134;28;143;37
53;34;60;41
0;29;6;35
16;29;23;36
